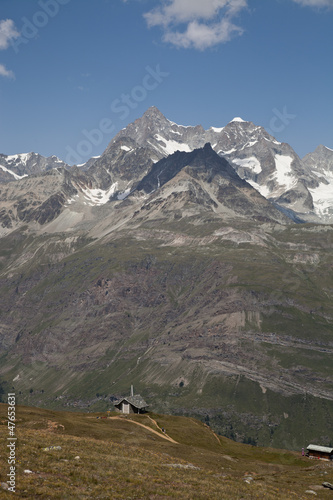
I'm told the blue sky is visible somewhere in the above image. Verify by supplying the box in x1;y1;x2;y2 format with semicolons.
0;0;332;165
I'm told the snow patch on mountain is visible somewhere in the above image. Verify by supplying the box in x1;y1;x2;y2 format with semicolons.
6;153;31;165
50;155;65;163
274;155;297;190
264;137;281;145
167;118;192;129
65;194;79;205
82;183;118;206
220;148;237;155
0;164;28;180
233;157;262;174
210;126;224;133
240;140;259;150
154;134;192;155
246;179;270;198
309;171;333;218
231;117;246;123
117;188;131;200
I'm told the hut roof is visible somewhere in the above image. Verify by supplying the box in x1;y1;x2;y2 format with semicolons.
114;395;148;409
307;444;333;454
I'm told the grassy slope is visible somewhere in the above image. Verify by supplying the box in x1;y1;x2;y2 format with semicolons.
1;404;333;499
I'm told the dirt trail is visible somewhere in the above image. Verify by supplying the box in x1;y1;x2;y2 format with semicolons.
109;416;178;444
146;415;179;443
204;424;221;446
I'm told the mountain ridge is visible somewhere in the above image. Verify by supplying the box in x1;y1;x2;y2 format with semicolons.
0;152;69;182
1;106;332;223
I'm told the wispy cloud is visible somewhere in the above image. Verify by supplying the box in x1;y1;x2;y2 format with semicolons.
0;63;15;79
0;19;19;79
144;0;248;50
0;19;20;50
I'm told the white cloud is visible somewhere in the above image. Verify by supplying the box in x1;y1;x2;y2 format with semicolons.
163;18;243;50
0;19;20;50
0;63;15;79
141;0;333;49
292;0;333;6
144;0;248;50
0;19;19;79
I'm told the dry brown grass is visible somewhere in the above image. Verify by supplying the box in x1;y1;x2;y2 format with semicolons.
0;404;332;499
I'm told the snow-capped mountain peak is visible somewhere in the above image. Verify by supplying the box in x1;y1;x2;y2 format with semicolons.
230;117;246;123
0;152;70;183
1;107;332;224
96;107;330;222
6;152;33;165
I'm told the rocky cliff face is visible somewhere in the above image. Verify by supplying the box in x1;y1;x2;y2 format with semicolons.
302;145;333;222
0;152;69;182
0;167;93;234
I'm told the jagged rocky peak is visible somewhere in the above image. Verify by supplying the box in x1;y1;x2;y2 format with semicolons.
135;142;238;194
300;144;333;221
133;141;291;226
303;144;333;170
136;105;171;133
203;141;213;151
231;116;246;122
111;105;206;155
315;144;333;155
0;151;69;183
142;105;168;122
116;106;172;145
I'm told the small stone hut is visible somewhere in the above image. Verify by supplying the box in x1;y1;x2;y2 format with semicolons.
114;386;148;414
306;444;333;460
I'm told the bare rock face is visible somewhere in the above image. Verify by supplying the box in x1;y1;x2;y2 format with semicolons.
302;145;333;222
303;144;333;173
134;143;289;225
0;167;94;232
0;152;69;182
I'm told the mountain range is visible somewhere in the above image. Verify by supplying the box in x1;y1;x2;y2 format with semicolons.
0;107;332;450
1;106;332;229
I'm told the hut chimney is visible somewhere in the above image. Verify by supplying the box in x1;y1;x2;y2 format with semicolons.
131;385;134;397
